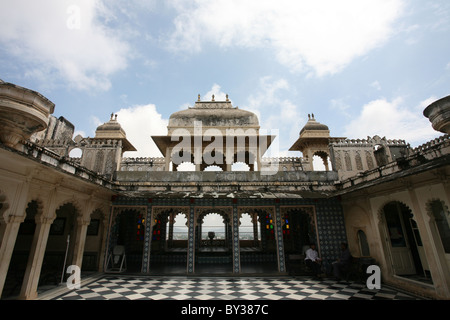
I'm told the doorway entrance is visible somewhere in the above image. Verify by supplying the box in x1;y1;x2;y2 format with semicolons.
383;201;430;279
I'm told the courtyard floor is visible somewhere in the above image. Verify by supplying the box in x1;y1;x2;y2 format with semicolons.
38;273;424;301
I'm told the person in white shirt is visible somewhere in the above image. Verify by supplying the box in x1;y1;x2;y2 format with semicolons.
305;243;323;279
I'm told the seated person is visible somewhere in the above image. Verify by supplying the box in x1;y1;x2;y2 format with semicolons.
332;242;352;280
304;243;322;278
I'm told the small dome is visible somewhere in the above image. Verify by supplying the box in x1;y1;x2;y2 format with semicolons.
95;113;127;139
300;114;329;135
168;97;259;133
94;113;136;151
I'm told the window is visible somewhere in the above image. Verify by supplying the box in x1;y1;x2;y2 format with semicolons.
136;213;145;241
265;214;274;240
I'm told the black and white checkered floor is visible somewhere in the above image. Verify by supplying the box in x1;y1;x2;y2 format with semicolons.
46;275;423;301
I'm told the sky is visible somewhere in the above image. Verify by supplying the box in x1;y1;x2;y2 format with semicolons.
1;0;449;160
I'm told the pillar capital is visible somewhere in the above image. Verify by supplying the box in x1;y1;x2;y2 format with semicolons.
35;213;56;225
76;215;91;226
3;214;25;225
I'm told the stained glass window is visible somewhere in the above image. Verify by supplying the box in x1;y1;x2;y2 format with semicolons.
136;213;145;241
282;213;290;239
265;214;274;239
152;218;162;241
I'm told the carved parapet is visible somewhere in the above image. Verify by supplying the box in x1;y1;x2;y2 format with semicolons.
411;134;449;156
331;136;408;148
122;157;166;164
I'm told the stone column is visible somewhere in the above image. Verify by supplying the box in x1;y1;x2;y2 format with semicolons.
187;205;195;273
18;214;55;300
274;204;286;273
70;215;91;271
232;205;240;273
252;213;259;247
98;214;110;272
168;213;174;248
0;180;30;297
142;205;152;273
165;147;171;171
0;215;25;297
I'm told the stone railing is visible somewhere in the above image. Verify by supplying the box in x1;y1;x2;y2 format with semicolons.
261;157;304;163
336;134;449;190
331;136;408;147
122;157;166;163
16;140;114;187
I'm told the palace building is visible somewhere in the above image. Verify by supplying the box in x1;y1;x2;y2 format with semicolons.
0;79;449;300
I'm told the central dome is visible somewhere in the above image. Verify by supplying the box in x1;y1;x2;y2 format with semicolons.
168;95;259;135
299;114;329;136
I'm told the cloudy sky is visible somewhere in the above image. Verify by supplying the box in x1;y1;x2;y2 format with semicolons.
1;0;449;159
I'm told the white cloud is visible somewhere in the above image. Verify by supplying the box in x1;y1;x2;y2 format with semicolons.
203;83;228;102
0;0;129;91
370;81;382;91
343;97;441;146
244;77;302;155
115;104;168;157
330;98;352;118
166;0;405;76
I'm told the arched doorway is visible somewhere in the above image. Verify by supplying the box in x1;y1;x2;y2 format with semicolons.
40;203;77;286
382;201;429;278
195;210;232;274
109;209;146;273
148;209;189;274
312;151;331;171
282;207;318;274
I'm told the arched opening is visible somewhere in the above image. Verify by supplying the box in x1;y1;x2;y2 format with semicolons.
374;144;388;166
232;162;250;171
2;200;37;299
166;212;188;248
109;209;145;273
281;208;318;275
172;151;194;172
147;209;190;274
240;209;282;274
201;213;226;242
203;165;223;171
239;213;260;242
382;201;431;281
201;150;226;172
40;203;78;287
69;148;82;158
195;211;232;274
176;162;196;171
234;151;256;172
312;151;331;171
